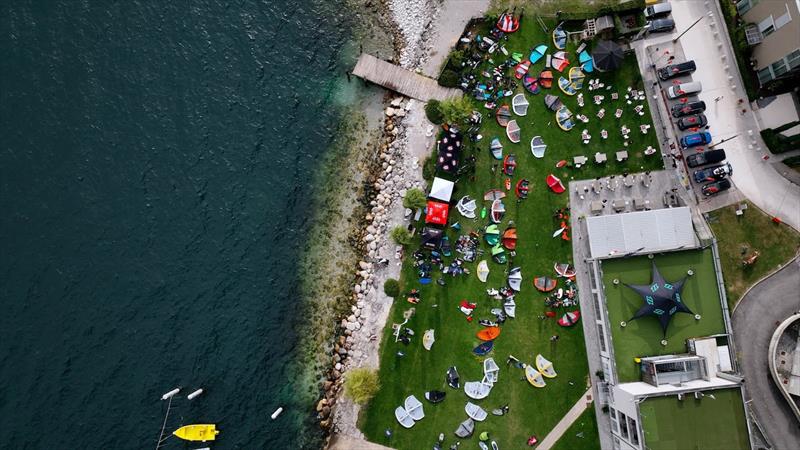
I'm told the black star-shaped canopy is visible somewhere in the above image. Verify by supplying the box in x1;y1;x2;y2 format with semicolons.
625;262;693;336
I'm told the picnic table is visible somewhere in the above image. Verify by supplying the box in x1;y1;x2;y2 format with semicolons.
633;197;649;210
624;174;635;187
612;199;627;212
590;200;604;215
616;150;629;162
595;152;607;163
574;155;588;166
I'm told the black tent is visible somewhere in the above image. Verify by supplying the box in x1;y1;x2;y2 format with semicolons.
625;262;694;336
436;128;462;174
421;227;444;249
592;40;624;72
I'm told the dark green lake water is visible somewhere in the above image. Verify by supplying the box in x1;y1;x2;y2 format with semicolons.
0;1;364;447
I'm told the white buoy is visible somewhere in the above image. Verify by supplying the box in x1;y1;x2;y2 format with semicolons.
161;388;180;400
187;389;204;400
271;407;284;420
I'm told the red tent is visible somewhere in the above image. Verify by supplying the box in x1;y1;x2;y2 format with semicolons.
546;174;565;194
425;201;450;225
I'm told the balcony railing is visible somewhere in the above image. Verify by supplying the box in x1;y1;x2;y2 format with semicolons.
745;24;763;45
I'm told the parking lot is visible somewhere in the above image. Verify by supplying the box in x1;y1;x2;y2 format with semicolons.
645;42;743;210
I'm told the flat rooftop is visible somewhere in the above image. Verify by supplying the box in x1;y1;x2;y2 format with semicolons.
638;387;750;450
586;206;698;259
601;249;727;382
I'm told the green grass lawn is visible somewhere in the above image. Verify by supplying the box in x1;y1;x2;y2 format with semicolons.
550;406;600;450
600;249;727;382
706;201;800;309
359;17;663;449
638;387;750;450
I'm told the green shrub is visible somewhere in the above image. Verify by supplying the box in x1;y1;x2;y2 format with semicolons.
557;0;644;19
403;188;427;210
390;226;414;246
425;100;444;124
717;0;760;100
422;147;438;182
782;155;800;167
344;368;380;405
446;49;466;70
383;278;400;298
439;96;473;125
761;122;800;154
438;69;459;88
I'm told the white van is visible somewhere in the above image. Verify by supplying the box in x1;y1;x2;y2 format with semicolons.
666;81;702;99
644;2;672;19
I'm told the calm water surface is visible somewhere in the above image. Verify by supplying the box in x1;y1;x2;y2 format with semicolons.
0;1;363;447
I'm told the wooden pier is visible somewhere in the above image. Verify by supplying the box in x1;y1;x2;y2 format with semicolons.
351;54;462;102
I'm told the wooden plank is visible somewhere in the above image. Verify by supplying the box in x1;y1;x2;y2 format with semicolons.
351;54;461;102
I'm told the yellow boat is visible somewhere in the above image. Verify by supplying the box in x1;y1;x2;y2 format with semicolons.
173;424;219;442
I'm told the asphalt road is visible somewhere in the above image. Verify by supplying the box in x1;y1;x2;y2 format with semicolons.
732;257;800;450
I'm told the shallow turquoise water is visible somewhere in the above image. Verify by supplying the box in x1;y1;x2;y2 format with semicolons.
0;1;366;447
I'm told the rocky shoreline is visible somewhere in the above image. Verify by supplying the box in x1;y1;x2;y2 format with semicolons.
317;92;421;440
316;1;442;446
315;0;488;447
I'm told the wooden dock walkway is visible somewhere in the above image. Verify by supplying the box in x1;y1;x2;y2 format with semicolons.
352;54;462;102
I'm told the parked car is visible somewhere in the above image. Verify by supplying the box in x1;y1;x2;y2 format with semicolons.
687;149;726;168
671;101;706;117
644;2;672;19
658;60;696;80
681;131;712;148
677;114;707;130
701;178;732;196
693;163;732;183
667;81;703;99
647;18;675;33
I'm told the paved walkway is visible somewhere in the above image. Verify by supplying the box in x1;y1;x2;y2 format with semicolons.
732;256;800;450
420;0;489;78
329;435;396;450
536;388;593;450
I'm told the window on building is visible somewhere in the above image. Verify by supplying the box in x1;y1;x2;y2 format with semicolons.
774;10;792;30
736;0;760;15
758;15;776;36
597;323;607;352
610;407;619;433
628;416;640;446
773;58;789;76
787;49;800;70
758;67;773;83
619;411;630;440
592;291;602;317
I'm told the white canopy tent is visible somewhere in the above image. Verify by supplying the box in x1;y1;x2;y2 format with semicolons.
429;177;455;203
586;207;698;259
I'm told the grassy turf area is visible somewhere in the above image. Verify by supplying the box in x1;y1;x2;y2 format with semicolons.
600;249;726;382
706;201;800;309
550;406;600;450
638;387;750;450
359;17;663;449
